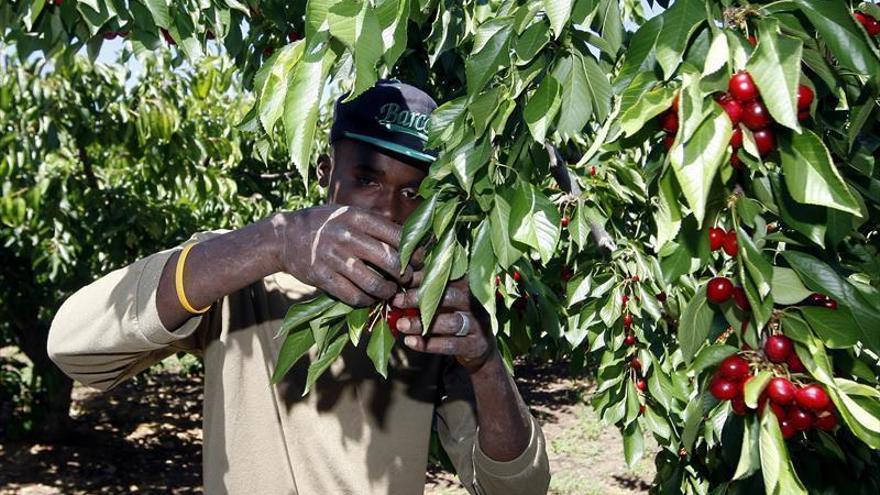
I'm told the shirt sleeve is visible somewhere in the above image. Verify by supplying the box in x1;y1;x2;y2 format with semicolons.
46;230;227;391
434;359;551;495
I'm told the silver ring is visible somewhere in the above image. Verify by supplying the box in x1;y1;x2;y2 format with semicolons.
454;311;470;337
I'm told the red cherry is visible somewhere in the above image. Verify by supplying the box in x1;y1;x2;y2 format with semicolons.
730;126;743;149
636;379;647;391
786;352;806;373
263;47;275;57
386;308;405;337
660;111;679;133
513;271;522;282
708;227;726;251
662;134;675;151
707;277;734;304
719;355;750;381
161;28;176;45
798;110;810;122
102;31;118;40
809;292;828;305
753;128;776;157
639;404;646;415
722;230;738;257
403;308;420;317
824;299;838;310
733;286;750;312
856;12;880;36
742;101;772;130
730;152;744;170
589;166;597;176
731;398;748;415
560;216;570;228
631;357;642;370
287;32;302;43
814;412;838;431
632;275;640;282
561;266;573;282
621;295;630;305
729;72;759;102
656;292;667;303
787;406;815;431
797;85;814;110
764;335;794;363
765;401;787;421
767;377;797;405
52;0;63;6
624;334;636;346
710;377;739;401
671;94;680;112
780;420;797;439
623;314;634;328
747;35;757;46
717;94;744;125
796;384;831;411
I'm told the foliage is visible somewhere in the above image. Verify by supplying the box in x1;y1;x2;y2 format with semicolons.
5;0;880;493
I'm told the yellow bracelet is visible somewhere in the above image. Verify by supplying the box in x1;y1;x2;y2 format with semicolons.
175;243;211;315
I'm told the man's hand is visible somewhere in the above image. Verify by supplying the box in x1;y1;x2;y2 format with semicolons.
391;276;496;373
271;206;415;307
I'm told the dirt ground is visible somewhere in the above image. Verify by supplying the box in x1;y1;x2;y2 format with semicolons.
0;358;653;495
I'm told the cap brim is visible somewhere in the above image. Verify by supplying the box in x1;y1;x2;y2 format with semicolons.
343;131;436;163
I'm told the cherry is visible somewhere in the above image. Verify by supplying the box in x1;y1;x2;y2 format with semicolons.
386;308;406;337
561;216;570;228
589;166;597;176
719;355;750;381
102;32;118;40
622;295;630;305
730;126;743;149
710;377;740;401
814;412;838;431
722;230;738;257
798;110;810;122
787;406;815;431
753;128;775;156
733;286;750;312
707;277;734;304
780;420;797;439
717;94;744;125
631;357;642;371
731;398;748;415
747;35;757;46
730;152;744;170
513;271;522;282
729;72;759;102
639;404;646;415
561;266;573;282
764;335;794;363
855;12;880;36
767;377;797;405
742;101;772;130
708;227;726;251
671;94;680;112
656;292;667;303
161;28;176;45
796;384;831;411
52;0;63;5
663;134;675;150
287;32;303;43
636;379;647;391
797;85;814;110
787;352;806;373
632;275;641;282
263;47;275;57
824;299;838;310
660;111;679;133
624;334;637;346
765;401;787;422
623;314;634;328
809;292;829;305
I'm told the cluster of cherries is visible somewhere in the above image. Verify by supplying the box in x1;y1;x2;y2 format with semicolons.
706;276;751;311
385;306;419;338
710;334;838;438
856;10;880;36
803;292;838;310
708;226;738;257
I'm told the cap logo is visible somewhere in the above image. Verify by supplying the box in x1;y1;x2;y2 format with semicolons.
375;103;430;142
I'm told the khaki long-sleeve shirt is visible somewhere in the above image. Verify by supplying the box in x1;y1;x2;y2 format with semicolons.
47;231;550;495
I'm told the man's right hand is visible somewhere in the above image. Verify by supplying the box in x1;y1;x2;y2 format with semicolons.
271;206;415;307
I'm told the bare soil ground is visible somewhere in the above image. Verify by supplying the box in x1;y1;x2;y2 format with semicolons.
0;358;653;495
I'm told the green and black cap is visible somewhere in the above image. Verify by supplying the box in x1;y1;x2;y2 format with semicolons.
330;79;438;164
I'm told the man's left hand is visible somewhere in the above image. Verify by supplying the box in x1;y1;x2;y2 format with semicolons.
391;276;496;374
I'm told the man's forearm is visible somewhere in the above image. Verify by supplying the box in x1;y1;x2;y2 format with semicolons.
468;350;532;461
156;215;285;330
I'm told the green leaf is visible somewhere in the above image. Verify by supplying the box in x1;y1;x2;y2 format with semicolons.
469;220;498;335
567;200;589;251
681;397;703;451
779;129;861;216
654;170;682;252
669;105;732;225
689;344;738;375
644;406;672;440
745;21;803;131
580;50;613;123
678;285;715;363
771;267;812;305
419;227;457;331
515;19;550;63
622;421;644;467
259;43;306;135
614;16;663;92
272;329;316;383
800;307;858;348
509;180;561;264
792;0;880;79
745;370;773;409
367;318;396;378
489;194;522;269
442;136;490;193
620;86;676;138
654;0;706;79
304;330;348;395
760;411;808;495
733;414;761;480
737;227;772;298
427;96;468;149
468;87;502;135
466;19;513;96
551;53;593;138
277;294;338;338
399;194;436;272
283;44;337;185
542;0;574;38
346;307;370;346
145;0;172;29
523;75;562;143
769;173;826;246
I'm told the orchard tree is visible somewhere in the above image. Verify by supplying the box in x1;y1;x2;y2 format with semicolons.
5;0;880;493
0;51;317;438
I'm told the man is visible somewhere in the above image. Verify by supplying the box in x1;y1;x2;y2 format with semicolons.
48;80;550;494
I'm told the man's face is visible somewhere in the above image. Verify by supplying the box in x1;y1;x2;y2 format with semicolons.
319;138;427;225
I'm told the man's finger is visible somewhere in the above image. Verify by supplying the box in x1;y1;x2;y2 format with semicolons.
396;312;477;336
344;232;414;285
318;268;377;307
401;335;469;355
350;209;404;249
337;258;398;301
392;284;469;310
